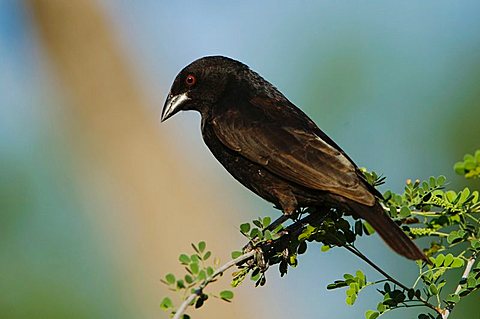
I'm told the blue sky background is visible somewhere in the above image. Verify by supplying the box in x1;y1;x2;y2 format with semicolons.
1;1;480;318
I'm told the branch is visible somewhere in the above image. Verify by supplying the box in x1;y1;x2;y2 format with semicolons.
172;250;255;319
173;212;328;319
442;253;477;319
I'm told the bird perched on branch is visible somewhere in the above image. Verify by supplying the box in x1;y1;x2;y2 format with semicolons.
162;56;426;261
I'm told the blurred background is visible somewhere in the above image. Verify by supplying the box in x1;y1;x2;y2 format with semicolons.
1;1;479;318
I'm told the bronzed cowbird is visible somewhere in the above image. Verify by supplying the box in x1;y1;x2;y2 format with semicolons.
162;56;425;261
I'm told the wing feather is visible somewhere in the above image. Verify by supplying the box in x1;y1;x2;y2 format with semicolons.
211;99;375;206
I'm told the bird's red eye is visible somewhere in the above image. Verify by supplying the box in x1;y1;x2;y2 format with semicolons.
185;74;196;86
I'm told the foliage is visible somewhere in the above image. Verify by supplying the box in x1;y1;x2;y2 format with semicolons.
161;150;480;319
454;150;480;179
160;241;234;319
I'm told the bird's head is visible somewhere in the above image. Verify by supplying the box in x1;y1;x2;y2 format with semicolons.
161;56;249;122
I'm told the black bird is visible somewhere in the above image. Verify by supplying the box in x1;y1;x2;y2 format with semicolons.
161;56;425;261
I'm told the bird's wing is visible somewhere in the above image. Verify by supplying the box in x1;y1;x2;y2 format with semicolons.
210;98;376;206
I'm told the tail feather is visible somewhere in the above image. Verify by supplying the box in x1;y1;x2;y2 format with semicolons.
349;201;427;261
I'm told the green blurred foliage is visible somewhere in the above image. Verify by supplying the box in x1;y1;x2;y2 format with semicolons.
0;136;134;318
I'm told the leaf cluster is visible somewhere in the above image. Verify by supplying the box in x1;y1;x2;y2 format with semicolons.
160;241;233;318
454;150;480;179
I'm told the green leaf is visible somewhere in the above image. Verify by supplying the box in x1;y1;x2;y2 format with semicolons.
250;228;261;239
435;254;445;267
253;219;263;228
327;282;345;289
190;262;199;274
459;188;471;204
447;231;465;244
220;290;234;300
297;240;307;254
437;281;446;290
190;254;200;263
298;224;316;240
160;297;173;310
231;251;242;259
454;162;465;175
399;206;411;218
365;310;380;319
465;160;476;170
467;276;476;288
422;181;429;191
343;273;354;281
447;232;456;244
377;302;386;313
346;294;357;305
350;282;359;293
472;191;479;203
445;293;460;303
240;223;250;234
195;294;207;308
451;257;464;268
444;254;454;267
203;251;211;260
321;245;330;252
389;204;398;218
262;216;271;228
176;279;185;289
250;268;260;281
165;273;175;285
356;270;366;287
289;254;298;266
471;239;480;250
197;270;206;281
407;289;415;300
458;287;471;297
355;220;363;236
264;230;273;241
384;282;391;293
363;222;376;235
198;241;206;253
429;283;438;295
429;176;436;187
437;175;446;185
272;224;284;234
179;254;190;264
445;190;457;203
206;266;214;277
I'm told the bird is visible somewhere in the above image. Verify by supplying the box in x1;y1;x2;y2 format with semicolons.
161;56;426;261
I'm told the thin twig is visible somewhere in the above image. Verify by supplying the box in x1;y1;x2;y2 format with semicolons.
380;203;439;217
172;250;255;319
412;264;465;289
344;245;410;290
442;253;477;319
343;244;440;314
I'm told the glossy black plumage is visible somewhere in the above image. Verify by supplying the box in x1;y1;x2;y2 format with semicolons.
162;56;425;261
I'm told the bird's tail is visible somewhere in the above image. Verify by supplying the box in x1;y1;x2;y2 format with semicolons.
349;201;427;261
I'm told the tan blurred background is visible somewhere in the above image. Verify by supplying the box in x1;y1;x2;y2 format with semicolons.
1;1;479;318
2;1;252;318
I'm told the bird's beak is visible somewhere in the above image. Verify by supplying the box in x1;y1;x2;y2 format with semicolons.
161;92;191;122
